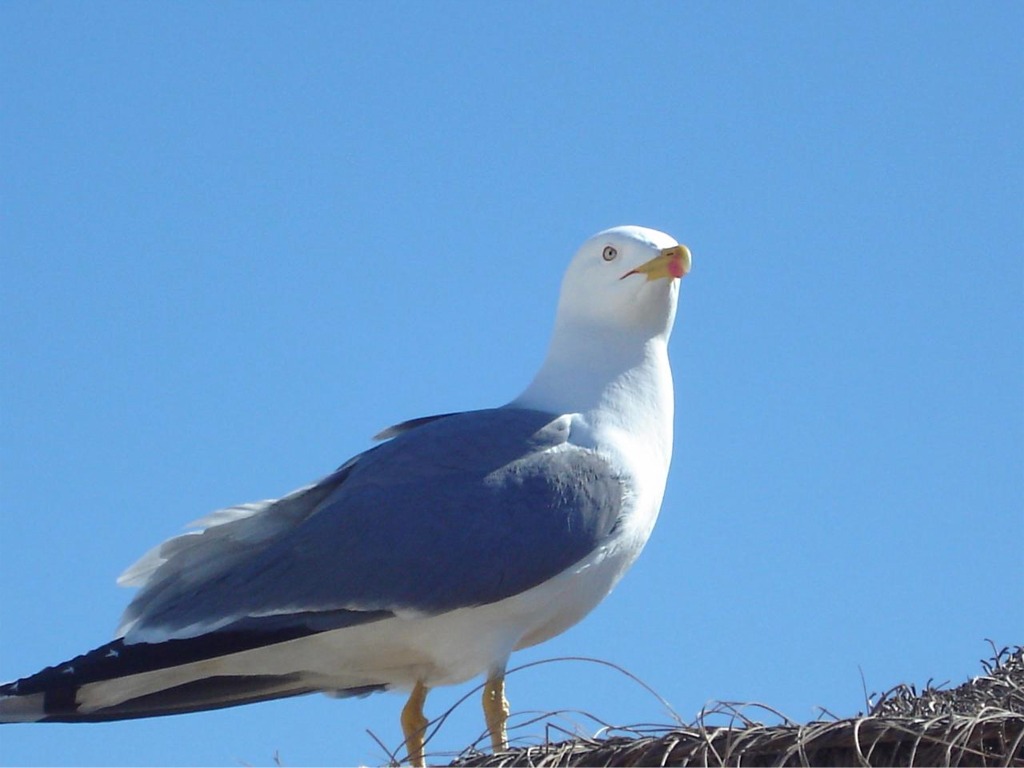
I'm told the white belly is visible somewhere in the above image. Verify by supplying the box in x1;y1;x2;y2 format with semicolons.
77;526;648;714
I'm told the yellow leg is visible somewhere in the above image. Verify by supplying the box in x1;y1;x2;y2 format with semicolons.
401;681;429;767
482;672;509;753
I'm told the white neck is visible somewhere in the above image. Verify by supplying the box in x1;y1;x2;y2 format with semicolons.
511;323;675;463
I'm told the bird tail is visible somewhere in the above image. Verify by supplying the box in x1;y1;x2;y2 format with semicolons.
0;631;384;723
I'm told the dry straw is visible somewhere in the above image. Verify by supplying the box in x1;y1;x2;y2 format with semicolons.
437;644;1023;767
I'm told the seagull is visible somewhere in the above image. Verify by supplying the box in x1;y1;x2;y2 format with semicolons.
0;225;691;765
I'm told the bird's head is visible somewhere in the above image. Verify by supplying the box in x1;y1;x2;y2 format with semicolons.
556;225;691;340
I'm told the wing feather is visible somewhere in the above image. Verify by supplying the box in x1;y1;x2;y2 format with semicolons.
119;408;625;642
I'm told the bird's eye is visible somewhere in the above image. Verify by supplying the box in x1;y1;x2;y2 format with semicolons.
602;246;618;262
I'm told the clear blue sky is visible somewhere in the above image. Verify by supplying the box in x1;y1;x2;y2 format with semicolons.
1;2;1021;765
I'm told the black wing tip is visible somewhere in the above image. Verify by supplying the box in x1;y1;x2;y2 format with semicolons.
1;625;392;723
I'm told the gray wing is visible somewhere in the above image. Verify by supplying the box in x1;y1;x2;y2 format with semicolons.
119;408;625;641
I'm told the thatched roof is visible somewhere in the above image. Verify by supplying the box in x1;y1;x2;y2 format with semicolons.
448;645;1023;767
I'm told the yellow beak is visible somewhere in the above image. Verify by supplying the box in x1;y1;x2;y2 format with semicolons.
620;244;692;282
